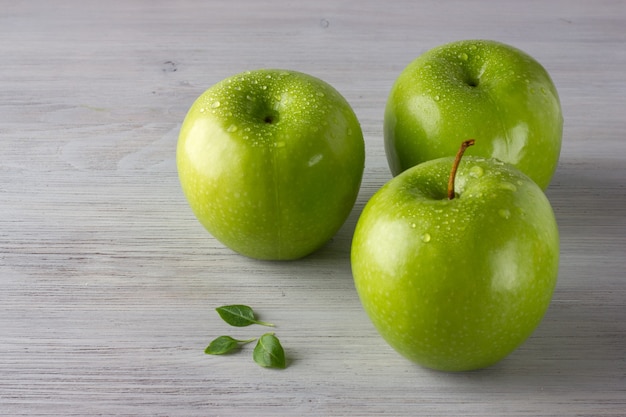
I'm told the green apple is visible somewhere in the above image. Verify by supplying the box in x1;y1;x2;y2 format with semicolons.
177;69;365;260
384;39;563;189
351;141;559;371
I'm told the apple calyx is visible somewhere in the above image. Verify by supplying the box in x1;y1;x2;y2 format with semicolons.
447;139;475;200
263;112;278;124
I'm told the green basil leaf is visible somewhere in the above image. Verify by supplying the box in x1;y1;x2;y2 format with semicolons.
216;305;274;327
204;336;255;355
253;333;286;369
204;336;240;355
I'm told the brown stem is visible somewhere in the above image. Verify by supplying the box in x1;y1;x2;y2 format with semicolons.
447;139;475;200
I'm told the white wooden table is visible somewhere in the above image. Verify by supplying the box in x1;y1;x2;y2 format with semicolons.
2;1;625;415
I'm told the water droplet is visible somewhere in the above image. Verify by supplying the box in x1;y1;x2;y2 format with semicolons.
199;108;205;113
308;154;323;166
458;52;469;61
211;101;221;108
320;18;330;28
261;85;268;90
434;95;440;101
469;165;484;178
498;209;511;220
410;223;416;229
226;124;238;133
421;233;431;243
500;182;517;192
246;94;255;101
275;141;285;148
316;91;325;97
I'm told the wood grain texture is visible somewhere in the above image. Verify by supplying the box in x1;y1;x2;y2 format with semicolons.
1;1;625;415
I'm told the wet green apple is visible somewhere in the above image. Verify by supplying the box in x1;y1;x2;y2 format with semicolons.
351;142;559;371
384;39;563;189
177;69;364;260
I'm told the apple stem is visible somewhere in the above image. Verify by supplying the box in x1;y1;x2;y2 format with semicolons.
448;139;475;200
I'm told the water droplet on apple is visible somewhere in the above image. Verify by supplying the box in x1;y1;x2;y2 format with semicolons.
246;94;255;101
421;233;431;243
199;108;205;113
434;95;440;101
498;209;511;220
410;223;416;228
458;52;469;61
500;182;517;192
227;124;238;133
308;154;323;166
211;101;221;108
469;165;484;178
275;141;286;148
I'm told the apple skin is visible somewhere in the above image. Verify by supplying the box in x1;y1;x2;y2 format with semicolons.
177;69;365;260
384;39;563;189
351;156;559;371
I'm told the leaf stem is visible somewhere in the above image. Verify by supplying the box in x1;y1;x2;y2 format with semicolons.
236;337;258;344
254;320;275;327
448;139;475;200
